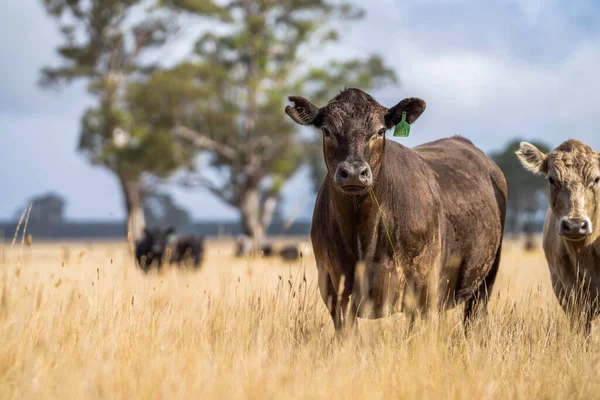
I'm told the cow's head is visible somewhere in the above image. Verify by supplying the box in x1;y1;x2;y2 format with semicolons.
143;226;176;258
285;88;426;195
517;139;600;241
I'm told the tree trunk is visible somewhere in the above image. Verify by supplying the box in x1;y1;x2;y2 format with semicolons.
118;174;146;244
237;187;281;256
261;193;278;233
238;186;265;256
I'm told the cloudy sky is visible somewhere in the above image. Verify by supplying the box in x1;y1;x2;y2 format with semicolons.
1;0;599;221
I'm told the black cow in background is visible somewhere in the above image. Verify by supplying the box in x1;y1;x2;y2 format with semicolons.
135;227;173;271
170;234;205;268
135;226;205;272
279;245;301;261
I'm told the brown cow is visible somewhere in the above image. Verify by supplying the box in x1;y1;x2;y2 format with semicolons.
285;88;507;334
517;139;600;334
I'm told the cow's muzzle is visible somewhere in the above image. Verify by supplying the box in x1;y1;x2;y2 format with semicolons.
334;161;373;194
559;217;593;241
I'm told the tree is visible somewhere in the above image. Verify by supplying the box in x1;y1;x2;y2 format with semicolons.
161;0;397;252
38;0;203;241
143;190;191;228
490;139;552;234
14;192;66;237
15;192;66;226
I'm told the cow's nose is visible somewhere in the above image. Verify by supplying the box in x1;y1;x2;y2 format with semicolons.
559;218;592;240
335;162;372;187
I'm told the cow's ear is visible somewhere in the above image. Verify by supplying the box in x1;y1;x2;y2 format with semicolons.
385;97;427;129
516;142;548;175
285;96;321;126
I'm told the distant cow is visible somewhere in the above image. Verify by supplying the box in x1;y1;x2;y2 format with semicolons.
279;245;300;261
261;243;274;257
170;234;205;269
135;227;205;271
135;227;174;272
285;88;507;334
517;139;600;334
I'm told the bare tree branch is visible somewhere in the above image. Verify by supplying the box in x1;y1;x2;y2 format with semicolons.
65;0;93;38
175;126;237;160
173;173;239;207
124;31;149;71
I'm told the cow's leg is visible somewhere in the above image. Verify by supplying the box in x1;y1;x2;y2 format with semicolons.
318;269;357;337
334;296;357;338
564;304;593;337
138;256;151;273
318;269;339;330
554;278;595;337
463;279;493;329
552;281;582;334
565;297;594;337
464;242;502;329
402;276;429;333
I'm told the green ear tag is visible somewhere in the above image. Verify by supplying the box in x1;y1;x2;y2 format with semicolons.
393;111;410;137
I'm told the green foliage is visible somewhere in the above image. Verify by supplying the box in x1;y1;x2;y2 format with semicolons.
40;0;399;239
40;0;195;184
40;0;174;88
302;56;398;106
164;0;396;208
159;0;223;15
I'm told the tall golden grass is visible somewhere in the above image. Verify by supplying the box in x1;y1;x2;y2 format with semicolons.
0;237;598;399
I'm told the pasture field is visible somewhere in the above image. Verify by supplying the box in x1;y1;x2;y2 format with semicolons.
0;236;599;399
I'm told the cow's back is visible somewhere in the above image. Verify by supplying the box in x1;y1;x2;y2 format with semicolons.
414;136;507;301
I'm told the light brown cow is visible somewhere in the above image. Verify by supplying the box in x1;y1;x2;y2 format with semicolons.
517;139;600;334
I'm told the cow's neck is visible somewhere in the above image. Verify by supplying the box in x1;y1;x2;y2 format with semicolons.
330;186;379;225
558;205;600;267
327;188;379;260
562;234;600;268
327;143;415;257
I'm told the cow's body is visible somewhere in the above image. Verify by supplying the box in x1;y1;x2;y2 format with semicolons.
170;235;205;269
312;136;507;326
135;227;205;271
543;211;600;321
135;227;173;272
517;139;600;334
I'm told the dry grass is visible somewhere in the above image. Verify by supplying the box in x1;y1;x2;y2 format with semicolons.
0;236;599;399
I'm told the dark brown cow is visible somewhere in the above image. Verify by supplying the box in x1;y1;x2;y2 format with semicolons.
517;139;600;335
285;88;507;334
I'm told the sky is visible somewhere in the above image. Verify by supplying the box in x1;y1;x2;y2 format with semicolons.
1;0;600;221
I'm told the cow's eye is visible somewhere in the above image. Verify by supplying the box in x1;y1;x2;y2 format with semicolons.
594;176;600;186
377;128;386;136
322;128;331;138
548;177;556;186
